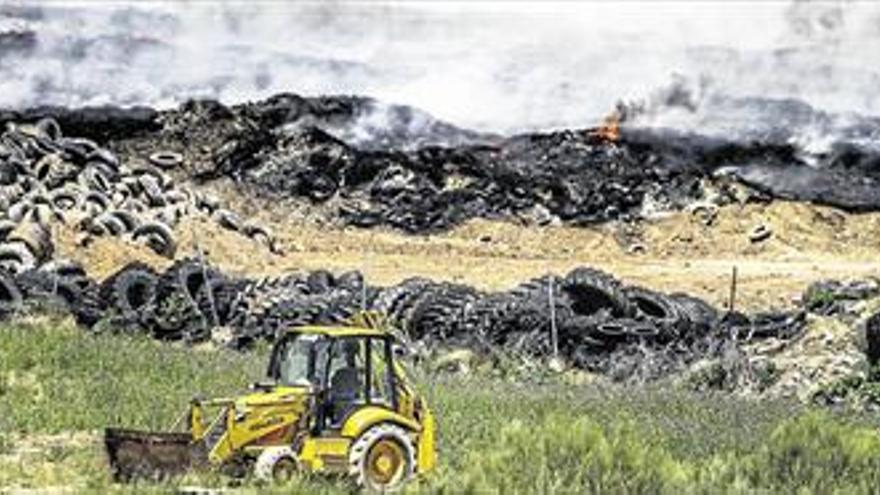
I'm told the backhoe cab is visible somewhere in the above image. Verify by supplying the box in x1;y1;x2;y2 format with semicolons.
105;312;435;492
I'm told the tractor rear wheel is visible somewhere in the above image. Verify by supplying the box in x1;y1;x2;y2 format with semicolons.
349;423;415;492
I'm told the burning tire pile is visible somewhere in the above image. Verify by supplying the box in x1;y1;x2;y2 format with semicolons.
6;95;880;235
0;257;808;380
186;94;880;233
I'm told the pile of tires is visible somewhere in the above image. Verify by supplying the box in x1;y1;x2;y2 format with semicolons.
227;269;371;346
371;266;805;371
0;118;277;271
0;260;99;326
0;258;809;380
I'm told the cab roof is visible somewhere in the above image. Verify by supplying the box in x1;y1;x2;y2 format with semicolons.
286;325;390;338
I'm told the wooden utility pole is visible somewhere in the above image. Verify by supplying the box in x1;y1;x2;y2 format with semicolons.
192;225;219;327
728;266;738;312
549;275;558;358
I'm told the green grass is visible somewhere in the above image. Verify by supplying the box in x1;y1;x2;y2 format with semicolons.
2;315;880;493
0;316;265;434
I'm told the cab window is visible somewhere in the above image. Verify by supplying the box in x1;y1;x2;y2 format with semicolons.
271;334;329;387
369;337;394;404
326;338;367;424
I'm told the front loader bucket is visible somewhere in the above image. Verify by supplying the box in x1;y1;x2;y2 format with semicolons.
104;428;207;482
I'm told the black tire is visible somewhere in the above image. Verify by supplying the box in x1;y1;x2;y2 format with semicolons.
390;278;433;313
243;223;271;241
67;278;104;327
494;298;551;348
386;279;435;330
153;259;224;338
509;274;565;300
195;192;220;214
205;277;250;325
213;209;243;232
372;283;417;317
0;270;23;317
36;118;62;141
27;203;64;226
58;137;99;164
669;293;718;337
16;269;64;300
0;220;17;241
335;270;365;292
562;267;632;318
80;190;110;214
91;212;128;236
37;262;104;327
17;269;103;326
108;210;140;232
7;200;31;223
50;188;79;211
306;269;334;294
138;175;166;207
99;262;159;326
158;258;219;302
131;222;176;258
558;314;611;350
624;286;684;339
0;241;38;274
41;259;87;279
7;221;53;263
459;293;518;345
149;151;184;169
409;284;480;341
150;291;211;342
595;318;631;341
120;197;148;214
746;311;807;340
866;312;880;367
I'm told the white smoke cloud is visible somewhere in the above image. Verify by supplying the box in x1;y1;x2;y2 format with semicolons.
1;0;879;138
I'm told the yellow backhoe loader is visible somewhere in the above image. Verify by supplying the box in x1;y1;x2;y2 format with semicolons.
105;312;435;492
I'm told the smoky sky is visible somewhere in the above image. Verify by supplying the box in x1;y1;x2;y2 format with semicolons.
1;1;879;139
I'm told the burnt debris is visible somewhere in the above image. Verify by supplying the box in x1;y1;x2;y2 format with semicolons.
5;93;880;233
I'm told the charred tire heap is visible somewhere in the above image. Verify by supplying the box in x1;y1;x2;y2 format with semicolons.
0;118;276;269
7;95;880;235
162;94;880;233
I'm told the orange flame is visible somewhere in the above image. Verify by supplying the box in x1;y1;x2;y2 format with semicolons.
589;111;620;142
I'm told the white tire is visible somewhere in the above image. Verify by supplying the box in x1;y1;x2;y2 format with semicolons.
348;423;416;493
253;446;299;482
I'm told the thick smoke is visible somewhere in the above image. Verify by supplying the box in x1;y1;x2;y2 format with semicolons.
1;1;879;142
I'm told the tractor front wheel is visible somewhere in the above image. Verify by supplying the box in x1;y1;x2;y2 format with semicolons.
254;446;299;483
349;423;415;492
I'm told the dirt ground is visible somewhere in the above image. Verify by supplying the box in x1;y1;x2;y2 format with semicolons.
54;190;880;311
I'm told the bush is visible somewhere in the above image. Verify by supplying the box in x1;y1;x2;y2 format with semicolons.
433;414;688;494
428;412;880;494
744;412;880;492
